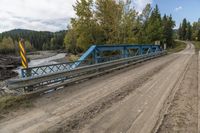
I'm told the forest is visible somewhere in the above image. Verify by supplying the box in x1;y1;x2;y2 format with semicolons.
0;0;200;55
178;18;200;41
0;29;66;54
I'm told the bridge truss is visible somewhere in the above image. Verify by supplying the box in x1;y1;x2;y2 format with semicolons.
21;44;162;78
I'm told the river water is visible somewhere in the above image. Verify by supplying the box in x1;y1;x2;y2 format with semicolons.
15;53;66;76
28;53;66;67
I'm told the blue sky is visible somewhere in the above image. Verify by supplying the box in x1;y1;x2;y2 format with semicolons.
152;0;200;28
0;0;200;33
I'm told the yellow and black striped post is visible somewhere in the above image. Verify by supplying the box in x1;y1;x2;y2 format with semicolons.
19;40;28;68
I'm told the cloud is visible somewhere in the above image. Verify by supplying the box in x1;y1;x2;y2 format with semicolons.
0;0;154;33
0;0;77;33
175;6;183;12
132;0;153;13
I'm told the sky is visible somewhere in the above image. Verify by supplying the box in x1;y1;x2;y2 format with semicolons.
0;0;200;33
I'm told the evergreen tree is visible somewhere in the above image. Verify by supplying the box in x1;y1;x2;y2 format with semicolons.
181;18;187;40
145;5;163;43
191;19;200;40
178;24;182;40
42;43;49;50
198;30;200;41
186;22;192;40
179;18;200;41
162;14;175;48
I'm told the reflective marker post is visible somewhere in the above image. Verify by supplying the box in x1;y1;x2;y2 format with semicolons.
19;39;28;69
19;39;33;91
19;39;32;78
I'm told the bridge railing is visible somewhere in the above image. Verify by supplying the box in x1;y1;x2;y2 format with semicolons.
21;52;154;78
7;51;167;94
21;55;127;78
21;60;93;78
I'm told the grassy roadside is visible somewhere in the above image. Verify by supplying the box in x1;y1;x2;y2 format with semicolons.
192;41;200;52
0;95;33;119
167;41;187;53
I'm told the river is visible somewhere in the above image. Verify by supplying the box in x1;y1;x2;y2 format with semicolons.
28;53;66;67
14;53;66;76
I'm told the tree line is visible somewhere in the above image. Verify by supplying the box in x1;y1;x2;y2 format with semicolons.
0;29;66;54
0;36;32;54
64;0;175;54
178;18;200;41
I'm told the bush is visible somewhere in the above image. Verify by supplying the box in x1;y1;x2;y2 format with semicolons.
0;37;15;54
25;41;33;52
0;95;33;115
68;54;79;61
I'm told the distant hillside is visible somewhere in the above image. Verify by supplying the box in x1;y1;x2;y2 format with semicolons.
1;29;52;35
0;29;67;50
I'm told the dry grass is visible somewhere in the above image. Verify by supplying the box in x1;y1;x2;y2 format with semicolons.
192;41;200;52
167;41;187;53
68;54;79;62
0;95;33;118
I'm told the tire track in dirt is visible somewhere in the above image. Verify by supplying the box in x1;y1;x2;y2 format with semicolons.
45;56;177;133
78;48;192;133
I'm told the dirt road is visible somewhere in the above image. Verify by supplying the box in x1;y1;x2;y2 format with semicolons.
0;42;197;133
156;44;198;132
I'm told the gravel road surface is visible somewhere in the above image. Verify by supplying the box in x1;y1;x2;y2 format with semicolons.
0;42;197;133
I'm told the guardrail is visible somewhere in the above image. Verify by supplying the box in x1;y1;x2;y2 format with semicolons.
7;51;167;94
21;54;128;78
21;60;92;78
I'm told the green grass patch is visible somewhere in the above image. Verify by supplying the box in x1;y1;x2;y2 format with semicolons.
192;41;200;52
167;41;187;53
0;95;33;118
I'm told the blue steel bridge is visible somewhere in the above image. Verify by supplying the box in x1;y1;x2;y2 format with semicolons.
7;44;166;93
21;44;162;78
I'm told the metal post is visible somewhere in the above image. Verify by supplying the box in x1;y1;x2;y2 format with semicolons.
19;39;28;69
139;46;143;55
92;49;98;64
19;39;33;91
122;46;129;58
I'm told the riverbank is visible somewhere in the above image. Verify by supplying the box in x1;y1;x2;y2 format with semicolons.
27;51;58;60
0;51;67;96
0;50;66;81
0;55;20;81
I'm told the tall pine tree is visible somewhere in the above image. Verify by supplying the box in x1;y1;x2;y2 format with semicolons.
181;18;187;40
162;14;175;48
145;5;163;43
186;22;192;40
